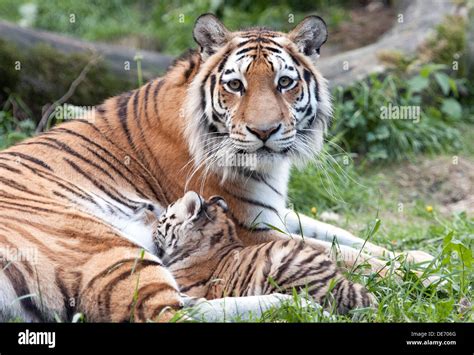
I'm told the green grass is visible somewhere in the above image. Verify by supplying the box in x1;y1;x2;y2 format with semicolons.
279;132;474;322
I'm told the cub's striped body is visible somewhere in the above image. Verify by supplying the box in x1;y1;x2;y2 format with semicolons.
154;192;375;313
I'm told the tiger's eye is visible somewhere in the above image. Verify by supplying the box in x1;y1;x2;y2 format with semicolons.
228;79;243;92
278;76;293;88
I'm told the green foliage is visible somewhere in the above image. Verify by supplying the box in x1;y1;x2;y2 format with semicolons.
423;15;466;69
330;64;468;162
0;109;35;149
0;0;161;48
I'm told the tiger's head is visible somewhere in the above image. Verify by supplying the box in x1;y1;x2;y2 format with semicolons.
154;191;239;265
184;14;331;178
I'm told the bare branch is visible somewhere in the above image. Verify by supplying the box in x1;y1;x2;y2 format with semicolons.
36;55;100;133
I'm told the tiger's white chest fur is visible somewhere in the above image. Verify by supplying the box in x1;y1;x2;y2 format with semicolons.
225;161;292;231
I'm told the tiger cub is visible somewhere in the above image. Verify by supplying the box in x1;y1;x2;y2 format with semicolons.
154;192;376;314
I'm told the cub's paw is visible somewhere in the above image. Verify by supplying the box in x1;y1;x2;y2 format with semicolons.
180;294;207;308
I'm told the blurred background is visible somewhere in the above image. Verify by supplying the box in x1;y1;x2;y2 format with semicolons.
0;0;472;322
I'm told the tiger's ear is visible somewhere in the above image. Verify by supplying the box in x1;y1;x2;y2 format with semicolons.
193;13;231;60
288;16;328;59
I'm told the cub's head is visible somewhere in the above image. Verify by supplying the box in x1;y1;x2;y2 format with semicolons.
154;191;238;265
185;14;332;178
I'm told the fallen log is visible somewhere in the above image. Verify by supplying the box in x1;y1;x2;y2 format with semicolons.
0;20;173;81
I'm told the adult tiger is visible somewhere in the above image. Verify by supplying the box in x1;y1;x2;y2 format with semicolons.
0;14;432;322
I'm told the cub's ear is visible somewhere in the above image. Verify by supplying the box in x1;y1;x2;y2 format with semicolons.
208;195;229;212
288;16;328;60
182;191;203;219
193;13;231;60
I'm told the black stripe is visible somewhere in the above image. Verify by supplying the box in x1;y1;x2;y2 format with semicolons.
2;152;53;171
288;51;301;67
235;47;256;56
153;79;165;117
209;74;218;117
42;137;117;182
143;82;152;123
55;272;74;321
17;159;98;206
133;89;140;122
303;69;312;84
64;158;138;211
264;46;281;53
223;187;279;214
117;91;136;152
200;71;212;113
278;258;333;288
217;51;231;72
240;170;284;197
55;127;140;191
227;210;271;232
1;261;44;320
184;57;196;80
273;241;306;283
0;176;32;194
0;198;57;214
239;243;269;294
0;162;22;174
180;272;216;293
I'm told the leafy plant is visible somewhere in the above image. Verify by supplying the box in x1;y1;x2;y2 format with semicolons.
329;64;468;162
0;109;35;149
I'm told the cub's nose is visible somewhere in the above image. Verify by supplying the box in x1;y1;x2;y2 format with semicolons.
246;123;281;142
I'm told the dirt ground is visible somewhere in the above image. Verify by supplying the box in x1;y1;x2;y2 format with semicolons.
325;1;395;56
394;156;474;215
319;155;474;226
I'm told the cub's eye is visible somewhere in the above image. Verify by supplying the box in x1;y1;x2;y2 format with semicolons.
227;79;243;92
278;76;293;89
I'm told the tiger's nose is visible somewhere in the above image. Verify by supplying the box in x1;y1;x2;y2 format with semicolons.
246;124;281;142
